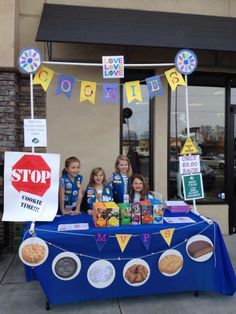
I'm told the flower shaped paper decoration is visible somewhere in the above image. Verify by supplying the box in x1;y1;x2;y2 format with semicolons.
175;49;197;75
18;47;42;74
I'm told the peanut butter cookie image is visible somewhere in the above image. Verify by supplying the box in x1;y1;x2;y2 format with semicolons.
158;249;183;276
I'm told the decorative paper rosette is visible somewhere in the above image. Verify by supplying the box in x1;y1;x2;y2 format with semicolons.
18;47;42;74
175;49;197;75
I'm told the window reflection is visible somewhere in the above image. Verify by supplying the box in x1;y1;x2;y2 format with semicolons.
169;86;225;202
122;85;150;183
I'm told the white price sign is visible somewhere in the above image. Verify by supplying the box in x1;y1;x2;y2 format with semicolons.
179;155;200;175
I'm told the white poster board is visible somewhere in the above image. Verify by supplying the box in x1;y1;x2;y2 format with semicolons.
179;155;200;175
24;119;47;147
3;152;60;221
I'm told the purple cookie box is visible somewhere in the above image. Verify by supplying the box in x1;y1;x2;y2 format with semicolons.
166;205;191;213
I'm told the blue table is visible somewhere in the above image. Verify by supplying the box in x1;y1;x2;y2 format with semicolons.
23;212;236;305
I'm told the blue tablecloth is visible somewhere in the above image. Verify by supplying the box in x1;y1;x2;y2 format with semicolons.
23;211;236;305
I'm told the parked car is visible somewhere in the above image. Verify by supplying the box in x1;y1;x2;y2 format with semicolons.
169;160;216;198
201;156;224;169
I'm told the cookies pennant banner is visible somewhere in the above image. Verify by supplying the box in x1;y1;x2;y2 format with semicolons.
103;83;119;104
125;81;143;103
145;75;164;98
140;233;152;251
160;228;175;246
164;68;186;92
56;74;75;99
33;65;54;91
95;233;108;252
116;234;132;252
80;80;97;104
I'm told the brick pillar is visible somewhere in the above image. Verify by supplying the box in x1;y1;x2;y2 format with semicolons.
0;71;46;251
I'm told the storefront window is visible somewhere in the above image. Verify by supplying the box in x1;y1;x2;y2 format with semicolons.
122;85;152;186
169;86;225;202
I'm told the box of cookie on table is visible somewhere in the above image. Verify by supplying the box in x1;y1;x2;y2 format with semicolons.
92;196;164;228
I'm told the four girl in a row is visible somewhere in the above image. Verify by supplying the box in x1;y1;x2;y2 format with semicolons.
59;155;149;215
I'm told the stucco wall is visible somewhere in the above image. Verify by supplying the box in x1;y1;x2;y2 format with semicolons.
46;65;120;185
0;0;234;234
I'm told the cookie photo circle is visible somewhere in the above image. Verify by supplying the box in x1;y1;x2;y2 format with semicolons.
52;252;81;281
158;249;183;277
87;260;116;289
186;235;214;262
123;258;150;286
19;237;48;267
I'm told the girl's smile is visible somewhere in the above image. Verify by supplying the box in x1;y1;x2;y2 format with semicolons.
67;161;80;180
94;171;104;185
132;178;143;192
118;161;129;174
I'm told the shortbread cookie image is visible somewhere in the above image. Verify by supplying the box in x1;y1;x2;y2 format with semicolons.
19;237;48;266
158;249;183;276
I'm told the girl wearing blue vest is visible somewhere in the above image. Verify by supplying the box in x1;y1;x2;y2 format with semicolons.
108;155;133;204
59;156;83;215
129;174;150;203
81;167;113;215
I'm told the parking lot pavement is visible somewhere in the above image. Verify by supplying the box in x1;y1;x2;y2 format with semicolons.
0;234;236;314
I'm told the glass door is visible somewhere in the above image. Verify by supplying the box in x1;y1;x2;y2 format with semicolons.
121;70;154;189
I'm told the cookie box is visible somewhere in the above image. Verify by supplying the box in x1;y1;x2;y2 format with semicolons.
93;202;107;228
140;200;153;224
119;203;132;225
150;199;164;224
104;202;120;227
131;202;141;225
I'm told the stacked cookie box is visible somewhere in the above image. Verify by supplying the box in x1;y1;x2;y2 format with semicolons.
93;199;164;228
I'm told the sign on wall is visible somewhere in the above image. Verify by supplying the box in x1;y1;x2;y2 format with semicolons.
102;56;124;78
3;152;60;221
24;119;47;147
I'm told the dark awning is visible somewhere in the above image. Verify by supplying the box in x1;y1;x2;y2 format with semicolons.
36;4;236;52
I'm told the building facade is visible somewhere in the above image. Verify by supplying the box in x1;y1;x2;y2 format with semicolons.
1;0;236;249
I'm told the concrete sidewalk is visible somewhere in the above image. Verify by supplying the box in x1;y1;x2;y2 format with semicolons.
0;235;236;314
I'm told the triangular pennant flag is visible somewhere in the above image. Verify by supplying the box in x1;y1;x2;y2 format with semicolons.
95;233;108;252
33;65;54;91
125;81;142;103
80;80;96;104
116;234;132;252
180;137;199;155
164;67;186;92
56;74;75;99
160;228;175;246
103;83;119;104
140;233;152;251
145;75;164;98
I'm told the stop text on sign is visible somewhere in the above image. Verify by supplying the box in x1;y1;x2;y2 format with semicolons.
179;155;200;175
12;169;50;183
11;154;51;197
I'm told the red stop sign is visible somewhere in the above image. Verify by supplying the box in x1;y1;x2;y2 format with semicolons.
11;155;51;197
